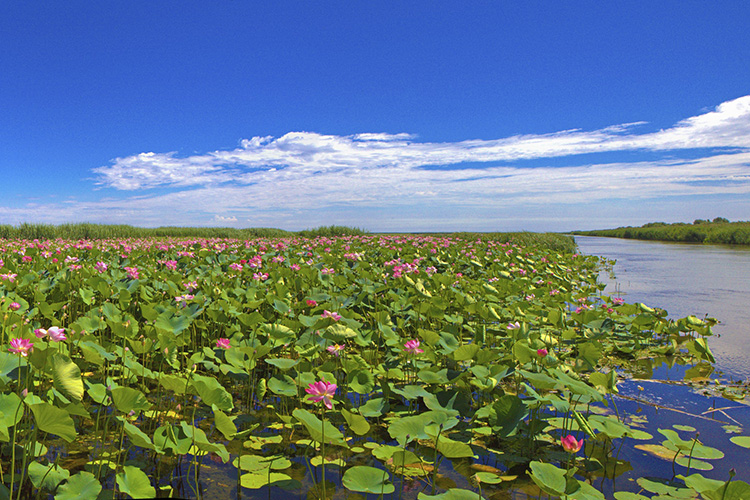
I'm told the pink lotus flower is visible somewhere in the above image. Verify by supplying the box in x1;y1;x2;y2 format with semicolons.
124;267;139;279
321;267;335;275
537;348;548;357
561;435;583;453
306;299;317;307
321;310;341;321
9;302;20;311
404;339;423;355
216;338;231;349
290;263;301;271
305;381;337;409
327;344;345;356
46;327;67;342
8;338;33;356
175;294;194;303
612;297;625;306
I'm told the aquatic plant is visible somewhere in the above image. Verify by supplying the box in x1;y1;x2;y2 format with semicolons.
0;233;746;499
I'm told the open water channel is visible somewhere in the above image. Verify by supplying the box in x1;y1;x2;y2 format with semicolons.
573;236;750;496
574;235;750;382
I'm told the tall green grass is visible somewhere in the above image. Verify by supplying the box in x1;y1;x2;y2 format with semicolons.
0;223;374;240
0;223;578;252
450;231;577;253
572;220;750;245
296;225;370;238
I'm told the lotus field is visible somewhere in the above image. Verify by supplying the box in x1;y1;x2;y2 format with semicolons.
1;235;748;499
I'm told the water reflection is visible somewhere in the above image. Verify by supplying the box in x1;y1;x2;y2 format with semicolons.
575;236;750;381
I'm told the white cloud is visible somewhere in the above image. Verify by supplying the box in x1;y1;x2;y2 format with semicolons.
214;215;238;223
94;95;750;191
6;95;750;232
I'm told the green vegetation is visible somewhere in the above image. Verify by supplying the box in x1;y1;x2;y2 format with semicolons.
573;218;750;245
296;225;369;238
0;234;746;499
0;223;372;240
449;231;577;253
0;224;577;252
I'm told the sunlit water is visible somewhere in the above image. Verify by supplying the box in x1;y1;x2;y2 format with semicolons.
574;236;750;493
575;236;750;382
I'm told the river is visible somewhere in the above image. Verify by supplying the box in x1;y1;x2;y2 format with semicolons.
574;235;750;382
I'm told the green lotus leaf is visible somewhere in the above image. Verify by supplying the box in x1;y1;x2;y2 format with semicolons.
240;472;293;489
192;373;234;410
111;387;152;414
292;408;347;447
0;392;23;429
213;406;238;440
267;374;298;397
358;397;386;418
436;435;474;459
529;461;566;496
417;488;484;500
342;466;395;494
388;413;434;445
341;408;370;436
730;436;750;448
29;402;77;442
50;353;84;402
265;357;300;370
117;416;155;451
115;465;156;499
347;369;375;394
54;471;102;500
28;461;70;492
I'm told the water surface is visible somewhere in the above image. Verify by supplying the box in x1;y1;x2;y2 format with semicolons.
574;235;750;381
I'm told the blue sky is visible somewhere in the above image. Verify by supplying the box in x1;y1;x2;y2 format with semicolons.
1;2;749;232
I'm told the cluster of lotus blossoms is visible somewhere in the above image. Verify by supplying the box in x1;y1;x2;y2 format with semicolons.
174;294;195;305
35;326;67;342
158;259;178;270
123;266;139;279
7;326;67;357
383;258;423;279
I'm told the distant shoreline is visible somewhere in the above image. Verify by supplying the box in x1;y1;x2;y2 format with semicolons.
571;219;750;246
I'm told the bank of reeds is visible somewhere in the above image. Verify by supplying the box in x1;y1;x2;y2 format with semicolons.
0;223;578;252
572;220;750;245
0;223;372;240
450;231;577;253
